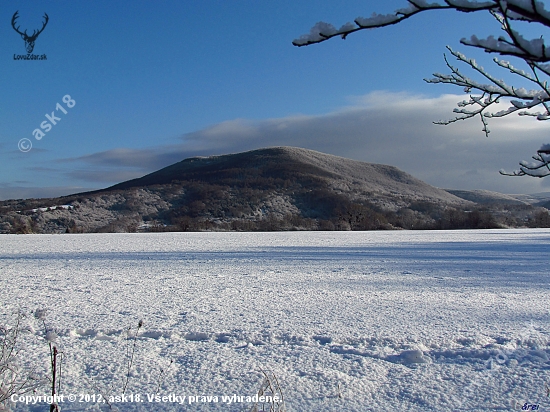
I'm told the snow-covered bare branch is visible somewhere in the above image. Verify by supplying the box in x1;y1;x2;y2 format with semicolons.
293;0;550;177
500;145;550;177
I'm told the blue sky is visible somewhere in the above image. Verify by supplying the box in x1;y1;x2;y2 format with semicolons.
2;0;550;200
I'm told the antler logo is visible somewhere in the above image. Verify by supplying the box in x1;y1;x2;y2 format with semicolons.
11;11;49;54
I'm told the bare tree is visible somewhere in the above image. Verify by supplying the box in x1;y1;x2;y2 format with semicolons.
293;0;550;177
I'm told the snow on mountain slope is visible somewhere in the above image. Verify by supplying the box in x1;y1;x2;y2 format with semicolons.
273;147;465;204
445;189;529;205
108;146;468;207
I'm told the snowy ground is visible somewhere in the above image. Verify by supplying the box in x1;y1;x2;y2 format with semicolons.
1;229;549;411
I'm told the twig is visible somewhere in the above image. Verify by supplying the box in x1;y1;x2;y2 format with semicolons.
155;359;173;394
122;320;143;394
250;369;285;412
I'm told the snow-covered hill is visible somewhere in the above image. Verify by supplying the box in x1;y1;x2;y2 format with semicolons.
1;147;481;234
2;148;549;234
110;146;467;206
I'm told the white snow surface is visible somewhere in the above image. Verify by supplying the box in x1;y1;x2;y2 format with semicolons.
1;230;549;411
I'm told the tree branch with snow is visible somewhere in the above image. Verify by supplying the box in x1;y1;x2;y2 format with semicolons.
293;0;550;177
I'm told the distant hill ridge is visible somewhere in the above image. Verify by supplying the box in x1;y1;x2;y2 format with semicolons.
105;146;465;205
446;189;550;208
1;146;548;234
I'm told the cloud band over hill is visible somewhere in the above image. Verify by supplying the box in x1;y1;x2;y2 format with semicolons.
3;91;550;200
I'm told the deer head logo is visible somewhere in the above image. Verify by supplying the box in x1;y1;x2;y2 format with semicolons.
11;11;49;54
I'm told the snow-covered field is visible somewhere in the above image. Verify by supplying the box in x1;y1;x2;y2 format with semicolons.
1;229;549;411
